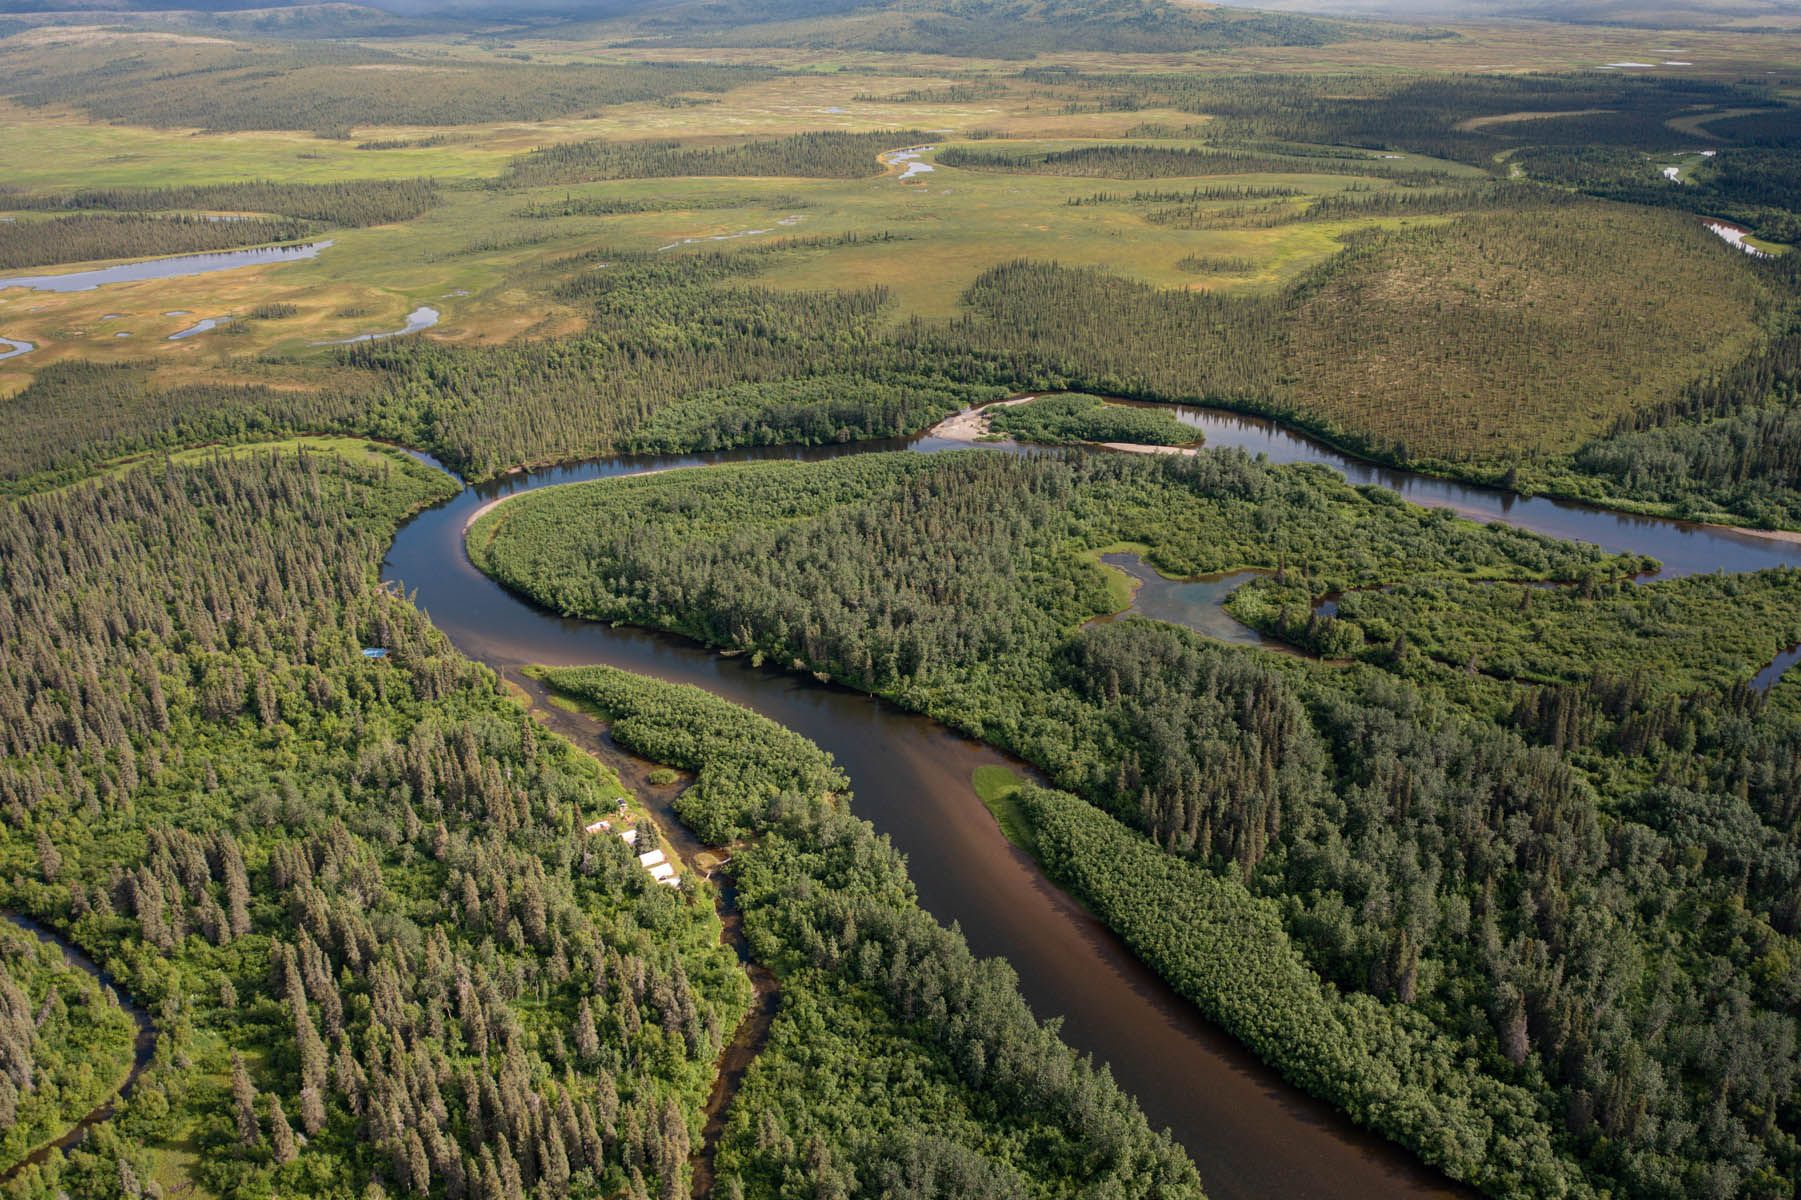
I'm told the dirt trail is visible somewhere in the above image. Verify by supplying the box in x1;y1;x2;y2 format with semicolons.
690;879;779;1199
505;671;780;1199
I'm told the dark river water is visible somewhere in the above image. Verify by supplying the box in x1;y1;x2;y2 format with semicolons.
384;404;1801;1200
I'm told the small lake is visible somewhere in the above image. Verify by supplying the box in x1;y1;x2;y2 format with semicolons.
315;305;439;345
0;241;330;293
887;145;936;181
168;317;227;341
1096;554;1275;646
1703;220;1771;258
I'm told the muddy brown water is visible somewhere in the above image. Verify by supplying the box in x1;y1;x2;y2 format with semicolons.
385;405;1801;1199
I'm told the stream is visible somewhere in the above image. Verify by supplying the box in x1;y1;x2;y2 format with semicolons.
384;401;1801;1200
0;914;156;1182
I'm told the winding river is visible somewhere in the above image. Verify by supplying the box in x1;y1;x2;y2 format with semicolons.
384;403;1801;1200
0;914;156;1182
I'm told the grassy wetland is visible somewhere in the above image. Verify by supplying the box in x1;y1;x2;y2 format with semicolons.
2;2;1801;1198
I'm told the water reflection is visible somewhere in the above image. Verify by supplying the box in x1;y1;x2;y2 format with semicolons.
0;241;329;293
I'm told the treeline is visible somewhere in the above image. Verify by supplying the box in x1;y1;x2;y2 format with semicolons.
1023;70;1776;164
3;178;440;228
470;448;1801;1196
1;37;772;131
502;131;935;188
0;213;307;272
1067;184;1307;205
0;362;372;495
0;444;750;1196
11;206;1788;529
533;665;1205;1199
938;142;1439;180
0;922;138;1173
514;193;798;219
338;249;1002;479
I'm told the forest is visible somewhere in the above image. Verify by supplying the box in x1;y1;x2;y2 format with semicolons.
0;446;751;1196
529;665;1203;1199
2;179;440;228
2;9;1801;1197
470;448;1801;1197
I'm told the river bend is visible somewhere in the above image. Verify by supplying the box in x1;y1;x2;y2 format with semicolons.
384;404;1801;1200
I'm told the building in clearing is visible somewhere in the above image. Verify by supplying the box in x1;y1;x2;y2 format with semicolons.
618;828;638;847
638;849;666;869
649;862;676;882
584;819;611;835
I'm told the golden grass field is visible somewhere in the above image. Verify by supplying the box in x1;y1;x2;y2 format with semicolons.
0;19;1791;410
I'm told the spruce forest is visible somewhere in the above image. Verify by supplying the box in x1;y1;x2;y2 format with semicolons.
0;0;1798;1197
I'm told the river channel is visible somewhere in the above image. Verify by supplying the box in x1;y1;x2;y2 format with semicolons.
383;403;1801;1200
0;914;156;1182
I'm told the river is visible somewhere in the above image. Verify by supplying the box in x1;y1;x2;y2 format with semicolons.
0;914;156;1183
383;403;1801;1200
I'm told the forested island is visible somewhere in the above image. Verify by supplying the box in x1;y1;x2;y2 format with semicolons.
1;0;1799;1196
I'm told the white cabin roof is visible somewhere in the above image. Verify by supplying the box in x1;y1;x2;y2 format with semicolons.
638;849;667;868
649;862;676;880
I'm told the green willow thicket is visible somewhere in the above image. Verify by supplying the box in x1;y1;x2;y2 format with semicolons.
531;665;1206;1200
986;393;1196;446
471;449;1801;1198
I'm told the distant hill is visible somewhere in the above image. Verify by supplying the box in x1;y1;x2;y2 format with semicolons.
0;0;1370;53
1207;0;1801;32
597;0;1367;56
